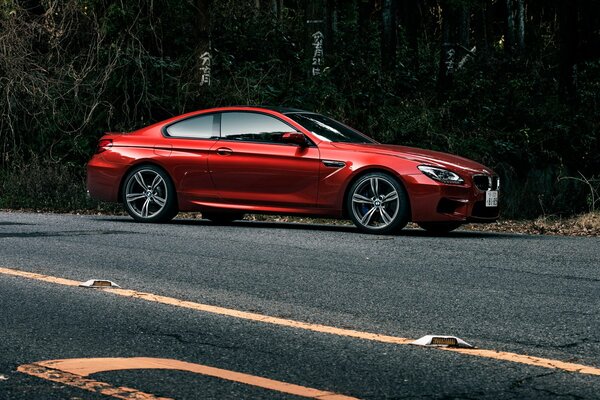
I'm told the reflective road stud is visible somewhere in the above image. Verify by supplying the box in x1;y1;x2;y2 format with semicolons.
79;279;121;288
410;335;475;348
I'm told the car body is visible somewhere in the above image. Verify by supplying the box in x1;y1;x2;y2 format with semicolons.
87;106;499;234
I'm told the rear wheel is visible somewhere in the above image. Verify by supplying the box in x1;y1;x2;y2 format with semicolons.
202;211;245;224
417;221;462;234
347;172;410;234
122;165;178;223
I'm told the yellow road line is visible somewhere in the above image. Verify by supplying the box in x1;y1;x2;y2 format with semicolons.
18;363;168;400
444;348;600;376
2;266;600;377
0;266;412;345
0;267;80;287
19;357;358;400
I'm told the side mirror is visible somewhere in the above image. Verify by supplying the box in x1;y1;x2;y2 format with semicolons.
281;132;308;146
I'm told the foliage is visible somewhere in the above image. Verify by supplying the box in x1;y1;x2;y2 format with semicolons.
0;157;110;211
0;0;598;218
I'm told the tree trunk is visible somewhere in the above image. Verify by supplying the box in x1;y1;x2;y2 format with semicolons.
277;0;283;21
516;0;525;51
456;3;473;69
325;0;336;53
579;0;599;61
401;0;421;71
474;0;491;56
438;0;455;94
558;0;579;102
358;0;374;36
527;0;543;49
381;0;397;72
195;0;211;87
306;0;326;77
458;5;470;49
505;0;515;53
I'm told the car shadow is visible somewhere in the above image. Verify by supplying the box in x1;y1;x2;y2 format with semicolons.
97;216;513;238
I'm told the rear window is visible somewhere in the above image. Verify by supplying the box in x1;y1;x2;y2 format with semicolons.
166;114;216;139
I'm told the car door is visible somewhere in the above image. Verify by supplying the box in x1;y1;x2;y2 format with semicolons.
208;111;320;208
163;113;221;204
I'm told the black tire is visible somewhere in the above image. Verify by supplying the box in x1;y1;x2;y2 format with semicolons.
417;221;462;235
346;172;410;234
202;211;245;224
122;165;178;223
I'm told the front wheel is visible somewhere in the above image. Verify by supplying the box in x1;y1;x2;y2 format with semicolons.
417;222;462;235
347;172;410;234
122;165;178;223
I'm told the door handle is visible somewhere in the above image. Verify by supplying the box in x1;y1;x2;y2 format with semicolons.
216;147;233;156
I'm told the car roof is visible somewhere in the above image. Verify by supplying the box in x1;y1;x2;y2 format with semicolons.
227;105;311;114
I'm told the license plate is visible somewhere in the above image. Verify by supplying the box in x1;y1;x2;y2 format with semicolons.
485;190;498;207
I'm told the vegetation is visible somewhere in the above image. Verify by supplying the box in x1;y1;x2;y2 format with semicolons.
1;0;599;218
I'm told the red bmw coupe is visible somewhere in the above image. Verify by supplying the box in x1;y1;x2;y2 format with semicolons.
87;106;499;234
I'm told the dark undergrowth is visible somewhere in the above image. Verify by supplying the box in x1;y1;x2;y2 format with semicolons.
0;157;597;220
0;158;119;213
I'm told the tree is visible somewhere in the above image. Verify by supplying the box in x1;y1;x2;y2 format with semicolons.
358;0;375;36
381;0;398;72
505;0;515;53
400;0;421;71
516;0;525;51
558;0;579;102
325;0;336;53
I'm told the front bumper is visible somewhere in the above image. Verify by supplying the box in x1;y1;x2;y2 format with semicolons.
404;173;500;223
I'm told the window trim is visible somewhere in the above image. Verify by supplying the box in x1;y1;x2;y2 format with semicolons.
161;112;221;140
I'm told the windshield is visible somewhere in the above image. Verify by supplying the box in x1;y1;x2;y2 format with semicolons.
285;113;376;143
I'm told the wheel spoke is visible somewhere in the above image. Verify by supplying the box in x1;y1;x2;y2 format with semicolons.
352;193;372;204
150;174;162;190
360;207;377;226
382;191;398;203
134;172;146;188
141;198;151;217
126;193;145;202
370;178;379;197
380;208;393;225
152;196;166;207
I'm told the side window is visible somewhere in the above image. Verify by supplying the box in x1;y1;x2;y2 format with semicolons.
221;112;295;144
166;114;216;139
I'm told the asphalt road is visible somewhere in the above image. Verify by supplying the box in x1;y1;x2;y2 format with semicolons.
0;211;599;399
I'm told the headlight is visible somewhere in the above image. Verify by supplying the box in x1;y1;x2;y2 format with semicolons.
418;165;464;185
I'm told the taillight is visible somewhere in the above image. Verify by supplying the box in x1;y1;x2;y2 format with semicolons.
96;139;113;154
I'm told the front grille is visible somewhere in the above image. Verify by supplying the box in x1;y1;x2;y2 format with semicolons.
471;201;500;219
473;175;499;191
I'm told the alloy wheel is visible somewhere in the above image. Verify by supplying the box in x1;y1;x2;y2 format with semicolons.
125;169;169;219
351;176;401;230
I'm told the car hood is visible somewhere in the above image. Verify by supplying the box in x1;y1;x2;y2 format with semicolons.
330;143;494;174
